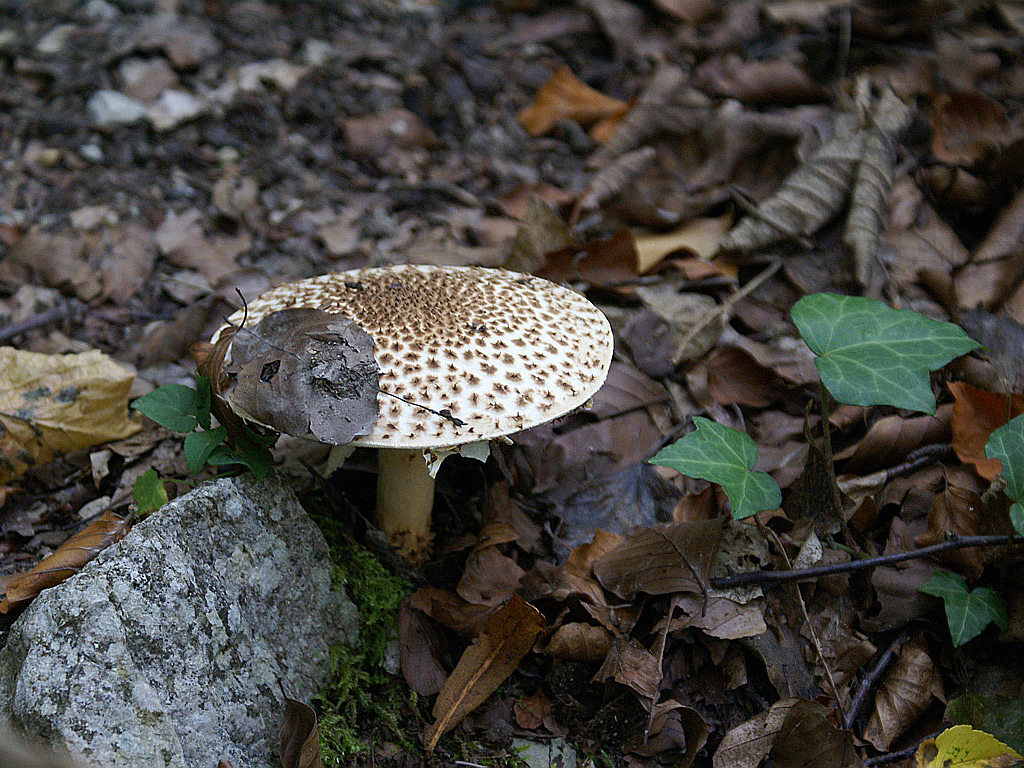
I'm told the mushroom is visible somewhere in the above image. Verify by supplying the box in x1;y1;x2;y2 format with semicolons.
212;264;613;560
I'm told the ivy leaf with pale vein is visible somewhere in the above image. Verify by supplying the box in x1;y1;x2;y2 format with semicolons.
984;413;1024;536
651;417;781;519
792;293;981;414
919;570;1007;647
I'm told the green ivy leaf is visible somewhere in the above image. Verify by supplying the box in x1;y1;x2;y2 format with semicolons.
791;293;981;414
207;430;275;481
184;427;227;474
919;570;1008;647
651;417;781;519
985;414;1024;536
132;468;168;516
131;383;201;432
195;376;212;431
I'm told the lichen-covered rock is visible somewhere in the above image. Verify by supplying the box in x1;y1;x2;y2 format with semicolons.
0;474;357;768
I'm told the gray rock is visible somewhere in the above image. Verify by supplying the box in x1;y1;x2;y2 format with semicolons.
511;737;577;768
86;90;147;127
0;474;357;768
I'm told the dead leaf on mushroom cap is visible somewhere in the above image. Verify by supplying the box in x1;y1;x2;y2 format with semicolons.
222;308;379;445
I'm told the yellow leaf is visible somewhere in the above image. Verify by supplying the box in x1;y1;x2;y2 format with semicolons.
634;211;734;273
915;725;1024;768
0;348;141;483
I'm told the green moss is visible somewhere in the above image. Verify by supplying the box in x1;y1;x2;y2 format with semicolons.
307;506;417;764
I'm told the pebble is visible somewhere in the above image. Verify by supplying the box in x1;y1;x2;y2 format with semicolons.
146;89;204;131
86;90;147;127
35;23;77;55
78;143;104;163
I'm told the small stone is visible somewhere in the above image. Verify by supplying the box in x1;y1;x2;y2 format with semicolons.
69;204;117;229
119;57;178;102
35;24;76;55
302;39;334;66
511;737;578;768
81;0;120;21
86;90;147;127
146;88;204;131
78;142;104;163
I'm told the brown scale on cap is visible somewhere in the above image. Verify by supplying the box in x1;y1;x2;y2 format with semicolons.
215;264;613;449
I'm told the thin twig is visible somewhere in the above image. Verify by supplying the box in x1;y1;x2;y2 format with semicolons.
644;596;677;745
0;300;83;344
844;628;910;731
711;533;1023;589
759;520;846;725
864;731;941;766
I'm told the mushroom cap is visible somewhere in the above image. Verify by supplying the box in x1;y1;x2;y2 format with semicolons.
213;264;613;449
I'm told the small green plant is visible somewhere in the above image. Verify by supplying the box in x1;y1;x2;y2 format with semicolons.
650;293;1023;646
131;468;167;516
130;376;275;479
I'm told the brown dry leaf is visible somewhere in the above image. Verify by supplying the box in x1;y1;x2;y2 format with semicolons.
422;594;544;750
626;700;709;768
456;545;526;608
949;381;1024;480
863;633;944;751
536;227;638;290
633;211;733;273
694;54;829;105
398;600;449;697
517;65;628;138
537;622;611;661
0;510;129;613
409;587;495;638
835;405;952;475
712;698;863;768
155;209;246;284
930;91;1008;168
593;518;724;601
513;689;551;730
718;127;865;254
280;697;322;768
342;108;436;159
675;593;767;640
579;146;657;213
652;0;719;24
503;194;574;275
2;227;102;300
565;528;625;576
95;222;156;305
593;634;661;701
955;187;1024;310
223;308;379;445
0;348;141;484
705;345;789;407
914;479;985;580
519;559;607;607
490;183;575;220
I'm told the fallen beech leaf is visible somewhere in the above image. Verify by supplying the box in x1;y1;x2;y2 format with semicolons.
280;696;323;768
713;698;863;768
422;595;544;750
518;65;628;138
633;211;733;273
931;91;1008;168
915;480;985;579
593;517;724;600
695;54;829;106
537;622;612;661
398;600;449;697
955;188;1024;310
949;382;1024;480
536;227;639;290
514;689;551;730
592;634;661;700
0;348;141;483
0;511;130;613
863;634;944;751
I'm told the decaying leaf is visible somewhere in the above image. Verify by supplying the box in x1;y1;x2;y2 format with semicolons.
280;696;322;768
592;634;661;701
712;698;863;768
222;308;379;445
504;194;574;275
517;65;628;139
398;600;449;697
422;595;544;750
593;517;724;601
0;348;141;484
863;633;944;751
0;510;130;613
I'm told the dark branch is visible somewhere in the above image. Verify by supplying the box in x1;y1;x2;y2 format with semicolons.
710;534;1024;589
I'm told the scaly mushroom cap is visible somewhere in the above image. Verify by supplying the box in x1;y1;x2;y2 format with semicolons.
214;264;614;448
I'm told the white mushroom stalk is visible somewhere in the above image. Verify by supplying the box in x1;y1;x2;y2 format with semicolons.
213;265;614;562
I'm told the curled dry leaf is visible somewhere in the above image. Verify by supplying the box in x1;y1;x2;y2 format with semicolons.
513;689;551;730
593;634;661;701
914;480;986;580
422;594;544;750
517;65;628;138
223;308;379;445
0;348;141;484
280;696;323;768
948;381;1024;480
930;91;1008;168
694;54;829;106
536;622;612;661
0;510;130;613
955;188;1024;310
398;600;449;697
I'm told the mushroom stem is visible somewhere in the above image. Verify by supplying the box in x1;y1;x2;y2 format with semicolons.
375;448;435;561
